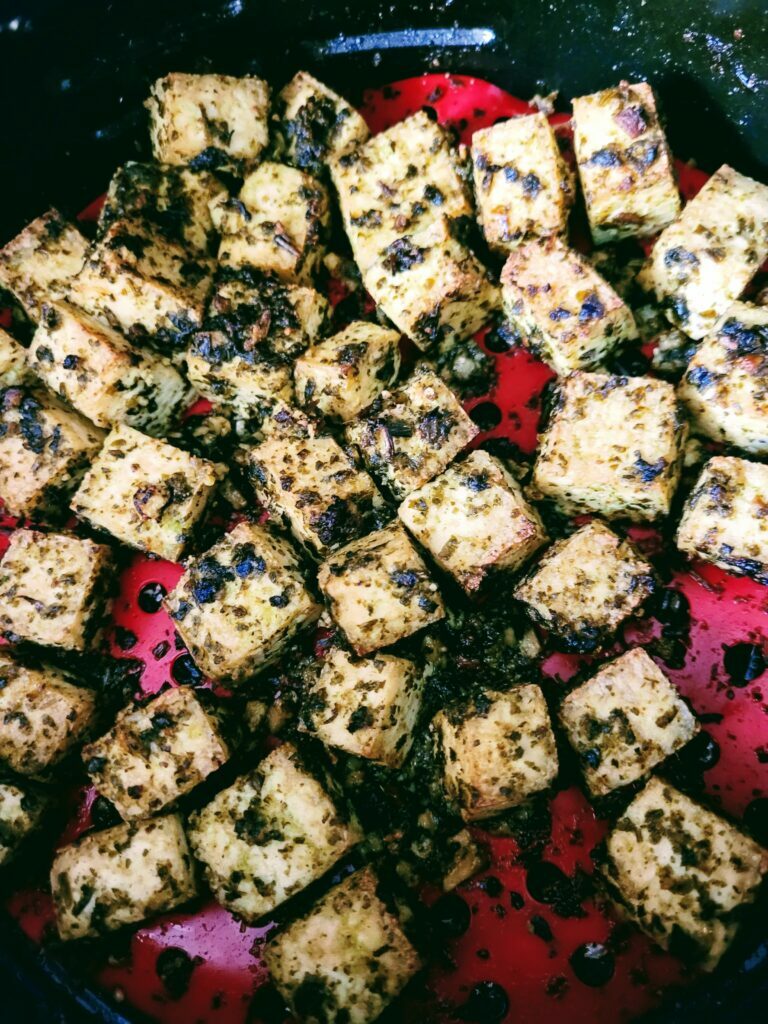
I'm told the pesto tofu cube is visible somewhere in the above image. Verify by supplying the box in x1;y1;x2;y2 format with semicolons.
501;237;638;374
638;165;768;339
559;647;699;795
82;686;230;821
212;163;330;284
471;112;575;252
0;210;88;321
165;521;322;686
677;302;768;456
265;866;420;1024
294;320;401;423
68;219;214;357
362;218;500;351
432;685;558;821
247;435;385;559
277;70;370;176
514;521;655;652
0;781;48;867
317;522;445;655
146;72;270;168
0;652;98;776
0;530;114;651
0;385;104;519
676;456;768;584
300;647;424;768
330;109;473;270
99;161;225;255
601;777;767;970
187;271;327;413
187;742;361;921
0;328;31;387
398;450;548;593
532;371;687;521
50;814;197;941
346;367;478;500
28;301;189;434
71;424;220;561
572;81;681;243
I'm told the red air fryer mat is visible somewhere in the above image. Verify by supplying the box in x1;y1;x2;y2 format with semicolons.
3;73;768;1024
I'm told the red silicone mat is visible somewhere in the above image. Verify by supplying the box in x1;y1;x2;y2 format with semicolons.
3;72;767;1024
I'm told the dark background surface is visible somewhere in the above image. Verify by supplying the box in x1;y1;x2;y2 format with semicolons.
0;0;767;1020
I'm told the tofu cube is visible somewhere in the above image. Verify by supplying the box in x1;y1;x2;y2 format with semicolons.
99;161;225;255
51;814;197;941
165;521;322;686
71;424;220;561
0;385;104;519
330;109;473;270
294;320;401;423
398;450;548;593
677;302;768;456
318;522;445;655
0;328;31;387
572;81;681;243
362;217;500;351
0;781;48;866
82;686;230;821
0;651;98;775
346;367;478;500
277;70;370;176
187;271;328;413
212;163;330;284
676;455;768;584
300;647;423;768
28;301;189;434
501;237;638;375
247;435;385;559
265;866;420;1024
514;521;655;652
187;742;361;921
532;371;687;521
638;165;768;339
431;685;558;821
560;647;699;795
146;73;270;168
601;777;767;970
0;530;114;651
471;112;575;251
68;219;214;357
0;210;88;321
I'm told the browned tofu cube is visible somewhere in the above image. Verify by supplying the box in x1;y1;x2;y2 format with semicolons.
532;371;687;521
0;651;97;776
560;647;699;795
300;646;423;768
71;424;220;561
398;450;547;592
501;236;638;374
676;455;768;584
346;367;478;500
82;686;230;820
514;521;655;652
471;112;575;251
0;781;48;866
431;685;558;821
165;521;322;686
0;530;113;651
572;81;681;243
0;384;104;519
265;866;420;1024
317;522;445;655
146;73;270;168
0;210;88;321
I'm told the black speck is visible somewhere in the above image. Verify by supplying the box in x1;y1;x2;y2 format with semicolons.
138;582;167;614
458;981;509;1022
114;625;137;651
578;293;605;322
529;914;553;941
431;892;471;938
171;654;203;686
724;643;765;687
569;942;615;987
156;947;198;1000
469;402;502;431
